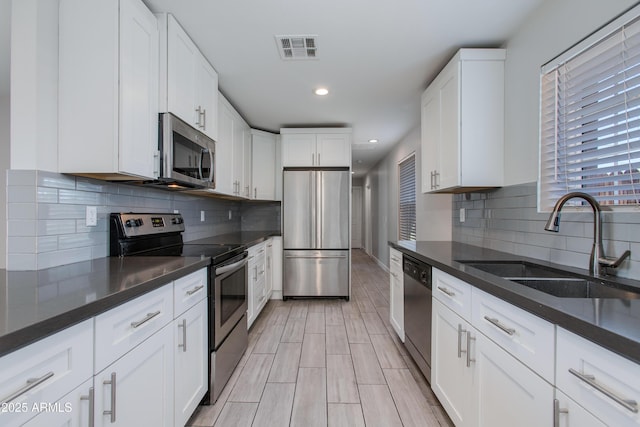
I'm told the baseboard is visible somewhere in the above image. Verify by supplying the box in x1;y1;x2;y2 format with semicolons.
370;253;390;273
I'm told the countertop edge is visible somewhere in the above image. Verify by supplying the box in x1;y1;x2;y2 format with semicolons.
389;241;640;365
0;258;210;358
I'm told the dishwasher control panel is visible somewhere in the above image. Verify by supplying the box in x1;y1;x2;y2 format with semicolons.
403;256;432;288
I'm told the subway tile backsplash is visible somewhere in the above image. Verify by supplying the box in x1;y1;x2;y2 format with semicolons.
453;182;640;280
6;170;281;270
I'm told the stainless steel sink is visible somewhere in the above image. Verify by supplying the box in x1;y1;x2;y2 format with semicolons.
458;260;640;299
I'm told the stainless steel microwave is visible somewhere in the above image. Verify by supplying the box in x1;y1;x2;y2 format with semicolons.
158;112;215;189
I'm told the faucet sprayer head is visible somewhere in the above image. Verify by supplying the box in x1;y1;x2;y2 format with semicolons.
544;211;561;232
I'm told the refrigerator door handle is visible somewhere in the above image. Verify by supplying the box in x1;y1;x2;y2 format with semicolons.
311;171;316;248
285;254;348;259
317;171;323;248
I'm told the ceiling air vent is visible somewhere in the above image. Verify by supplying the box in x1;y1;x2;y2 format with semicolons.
275;35;318;60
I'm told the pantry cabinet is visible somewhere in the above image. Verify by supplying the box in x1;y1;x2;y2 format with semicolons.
159;14;218;141
421;49;505;193
281;129;352;167
59;0;159;181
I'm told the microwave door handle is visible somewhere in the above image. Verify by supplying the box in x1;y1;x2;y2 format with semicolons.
198;149;205;181
207;147;214;183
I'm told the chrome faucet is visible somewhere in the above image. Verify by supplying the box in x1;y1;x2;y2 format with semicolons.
544;192;630;276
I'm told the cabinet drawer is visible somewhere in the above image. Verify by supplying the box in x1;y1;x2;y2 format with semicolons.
557;327;640;426
0;319;93;427
432;268;472;321
174;268;207;316
472;288;555;383
95;284;173;373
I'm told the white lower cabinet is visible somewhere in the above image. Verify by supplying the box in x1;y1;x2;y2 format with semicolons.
0;319;94;427
174;299;208;427
555;389;607;427
247;242;267;328
389;247;404;342
432;268;554;427
471;331;553;427
23;378;94;427
94;323;174;427
268;237;283;300
556;327;640;426
432;299;472;426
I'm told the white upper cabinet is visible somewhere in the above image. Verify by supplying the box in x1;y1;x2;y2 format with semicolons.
159;14;218;141
281;129;352;167
421;48;505;193
59;0;159;180
251;130;278;200
217;93;251;198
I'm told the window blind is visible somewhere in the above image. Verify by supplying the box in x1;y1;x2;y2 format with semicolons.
399;154;416;241
539;7;640;211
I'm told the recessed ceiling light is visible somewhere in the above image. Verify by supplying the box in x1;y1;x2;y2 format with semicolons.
368;139;378;143
315;88;329;96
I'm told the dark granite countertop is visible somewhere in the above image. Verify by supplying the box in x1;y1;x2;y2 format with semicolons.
389;241;640;365
0;256;210;357
187;230;281;248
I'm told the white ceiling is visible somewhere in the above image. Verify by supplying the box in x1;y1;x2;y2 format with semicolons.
0;0;545;176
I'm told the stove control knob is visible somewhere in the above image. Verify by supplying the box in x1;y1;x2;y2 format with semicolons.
125;219;134;228
171;217;183;225
135;218;144;227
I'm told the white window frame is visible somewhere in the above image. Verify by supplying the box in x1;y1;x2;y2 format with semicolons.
539;4;640;212
398;153;416;241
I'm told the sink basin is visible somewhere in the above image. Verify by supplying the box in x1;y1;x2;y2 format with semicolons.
458;260;640;299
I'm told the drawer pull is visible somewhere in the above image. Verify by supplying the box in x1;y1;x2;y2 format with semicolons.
186;285;204;296
466;332;476;367
130;310;161;329
437;286;455;297
81;387;95;427
178;319;187;352
1;371;54;404
568;368;639;413
103;372;116;423
553;399;569;427
484;316;516;336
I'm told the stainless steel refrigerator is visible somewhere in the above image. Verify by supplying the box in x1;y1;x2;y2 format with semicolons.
283;168;350;299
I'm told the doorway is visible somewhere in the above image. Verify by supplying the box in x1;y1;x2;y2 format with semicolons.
351;186;363;249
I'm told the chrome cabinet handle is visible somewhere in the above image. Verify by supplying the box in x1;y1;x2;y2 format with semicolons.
103;372;116;423
318;152;321;165
483;316;516;336
568;368;639;413
153;150;160;178
434;171;440;189
466;332;476;367
254;187;257;199
201;108;206;130
81;387;95;427
130;311;161;329
186;285;204;296
1;371;54;404
553;399;569;427
430;171;435;190
391;256;400;263
457;324;466;358
195;106;202;127
178;319;187;352
437;286;455;297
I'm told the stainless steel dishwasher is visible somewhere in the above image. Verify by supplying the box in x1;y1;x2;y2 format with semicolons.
403;255;432;383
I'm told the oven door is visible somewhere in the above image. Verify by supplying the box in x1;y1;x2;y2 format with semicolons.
213;253;248;349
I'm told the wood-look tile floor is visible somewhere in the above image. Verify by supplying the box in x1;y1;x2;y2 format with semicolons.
187;250;454;427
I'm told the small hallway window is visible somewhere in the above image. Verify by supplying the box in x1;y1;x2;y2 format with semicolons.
399;154;416;241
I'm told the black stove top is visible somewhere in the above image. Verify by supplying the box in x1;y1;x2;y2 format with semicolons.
110;212;245;265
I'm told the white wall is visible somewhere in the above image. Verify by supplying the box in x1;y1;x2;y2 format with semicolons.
503;0;636;185
364;126;451;266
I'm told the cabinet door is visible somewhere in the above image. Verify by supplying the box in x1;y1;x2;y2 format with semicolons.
23;378;94;427
555;390;607;427
316;133;351;166
281;134;316;166
195;57;218;140
270;237;283;299
232;115;246;196
247;253;258;328
438;61;461;190
470;332;553;427
252;132;277;200
242;125;253;198
431;299;472;426
265;240;274;297
119;0;159;180
216;96;236;195
174;299;208;427
389;248;404;341
421;87;439;193
167;15;198;128
95;325;174;427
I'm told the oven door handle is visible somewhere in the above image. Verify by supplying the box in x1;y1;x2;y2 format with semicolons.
216;258;248;276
